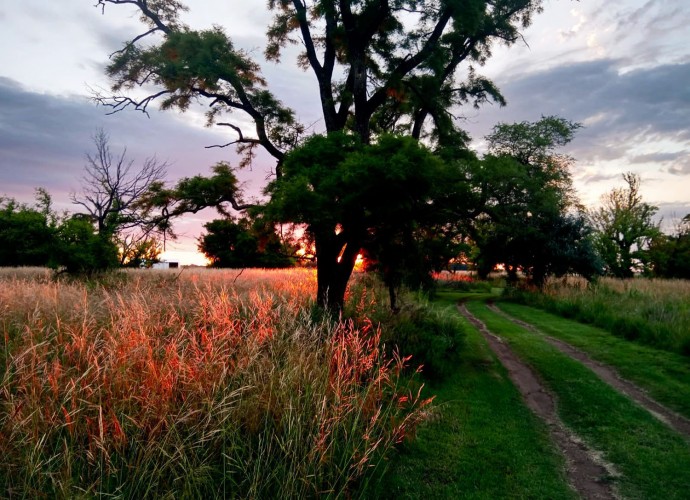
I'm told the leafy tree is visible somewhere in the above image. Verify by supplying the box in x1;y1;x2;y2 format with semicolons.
648;215;690;279
469;116;600;286
96;0;546;310
0;190;57;267
266;133;462;309
0;189;120;274
52;216;120;275
199;215;295;268
589;173;660;278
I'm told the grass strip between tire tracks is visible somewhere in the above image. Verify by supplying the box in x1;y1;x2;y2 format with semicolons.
465;300;690;500
496;302;690;420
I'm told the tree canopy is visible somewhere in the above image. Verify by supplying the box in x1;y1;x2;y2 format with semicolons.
0;191;57;267
199;215;296;269
96;0;550;309
467;116;600;286
589;173;660;278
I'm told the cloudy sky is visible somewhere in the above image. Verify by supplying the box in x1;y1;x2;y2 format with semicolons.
1;0;689;264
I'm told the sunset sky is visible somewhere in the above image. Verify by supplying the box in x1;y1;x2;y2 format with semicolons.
1;0;689;265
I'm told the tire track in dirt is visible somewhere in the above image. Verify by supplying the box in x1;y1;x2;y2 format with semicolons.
489;303;690;440
458;303;618;500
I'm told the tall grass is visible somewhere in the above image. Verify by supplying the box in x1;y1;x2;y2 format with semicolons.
505;277;690;355
1;268;433;497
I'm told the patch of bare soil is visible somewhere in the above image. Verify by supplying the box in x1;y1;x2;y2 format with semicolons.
488;303;690;440
459;304;618;500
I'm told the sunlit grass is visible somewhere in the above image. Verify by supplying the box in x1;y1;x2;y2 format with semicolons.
0;268;432;497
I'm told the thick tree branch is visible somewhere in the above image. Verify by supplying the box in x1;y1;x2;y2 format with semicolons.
194;88;285;162
366;8;453;117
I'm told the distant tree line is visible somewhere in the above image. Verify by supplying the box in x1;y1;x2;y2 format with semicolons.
0;130;166;274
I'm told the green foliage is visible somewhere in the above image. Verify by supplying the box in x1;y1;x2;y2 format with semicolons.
107;25;301;163
386;304;466;381
198;215;295;268
648;215;690;279
51;217;120;275
267;132;465;308
0;193;56;267
140;162;252;237
589;173;660;278
0;189;120;274
470;116;600;285
486;115;581;165
347;276;465;381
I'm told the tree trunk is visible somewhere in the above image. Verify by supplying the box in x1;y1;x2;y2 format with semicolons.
314;230;361;314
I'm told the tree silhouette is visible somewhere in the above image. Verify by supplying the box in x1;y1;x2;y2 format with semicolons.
95;0;545;309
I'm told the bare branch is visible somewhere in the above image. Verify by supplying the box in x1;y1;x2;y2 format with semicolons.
93;90;172;117
205;122;262;149
109;27;160;58
72;128;168;237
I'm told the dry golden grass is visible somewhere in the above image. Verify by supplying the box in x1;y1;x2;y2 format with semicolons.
0;267;432;497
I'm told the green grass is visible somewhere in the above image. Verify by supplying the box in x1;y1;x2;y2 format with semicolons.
466;301;690;499
496;302;690;419
374;294;574;499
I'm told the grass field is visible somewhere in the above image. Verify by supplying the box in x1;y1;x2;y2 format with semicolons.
374;296;575;499
0;268;432;497
376;283;690;498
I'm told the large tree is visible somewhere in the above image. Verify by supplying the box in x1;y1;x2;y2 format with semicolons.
265;133;462;309
469;116;601;285
96;0;545;309
589;172;660;278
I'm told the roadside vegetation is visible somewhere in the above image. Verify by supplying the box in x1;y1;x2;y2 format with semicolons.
495;302;690;419
506;276;690;355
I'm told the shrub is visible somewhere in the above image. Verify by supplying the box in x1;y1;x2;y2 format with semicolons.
50;217;120;274
347;274;466;381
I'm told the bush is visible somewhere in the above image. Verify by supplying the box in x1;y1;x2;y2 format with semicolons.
385;304;466;381
347;275;466;381
51;217;119;275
